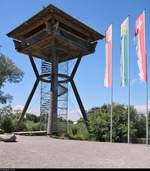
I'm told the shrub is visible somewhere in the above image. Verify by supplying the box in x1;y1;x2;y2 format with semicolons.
0;128;4;134
25;120;41;131
0;116;14;133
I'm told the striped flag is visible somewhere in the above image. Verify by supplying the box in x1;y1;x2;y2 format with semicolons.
104;24;112;88
135;10;147;82
120;17;129;87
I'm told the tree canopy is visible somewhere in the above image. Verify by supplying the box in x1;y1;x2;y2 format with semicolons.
67;103;150;143
0;53;24;104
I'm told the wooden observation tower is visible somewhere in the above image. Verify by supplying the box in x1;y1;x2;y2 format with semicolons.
7;4;104;135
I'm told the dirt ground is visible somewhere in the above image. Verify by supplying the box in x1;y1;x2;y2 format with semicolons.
0;135;150;168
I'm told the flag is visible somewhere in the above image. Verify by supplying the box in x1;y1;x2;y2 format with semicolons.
120;17;129;87
104;24;112;88
135;10;147;82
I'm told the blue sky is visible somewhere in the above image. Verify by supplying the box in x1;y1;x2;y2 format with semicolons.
0;0;150;120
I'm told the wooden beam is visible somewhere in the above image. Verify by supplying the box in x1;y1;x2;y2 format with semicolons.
29;56;39;78
47;39;58;135
8;15;52;40
54;31;95;52
70;79;89;129
54;15;92;40
70;57;81;79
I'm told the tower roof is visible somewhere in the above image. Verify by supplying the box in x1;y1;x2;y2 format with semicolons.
7;4;104;63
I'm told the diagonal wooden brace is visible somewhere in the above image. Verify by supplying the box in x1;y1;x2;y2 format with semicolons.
70;57;81;79
29;55;40;78
70;57;89;130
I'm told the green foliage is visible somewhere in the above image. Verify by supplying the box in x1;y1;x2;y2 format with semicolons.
24;120;41;131
0;128;4;134
111;104;128;142
67;121;90;140
0;116;14;133
0;105;14;133
26;113;40;123
67;103;149;143
88;104;110;141
0;53;24;104
0;107;43;133
57;117;68;137
0;103;149;144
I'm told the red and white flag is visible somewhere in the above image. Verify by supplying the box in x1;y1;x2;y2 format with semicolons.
135;11;147;82
104;24;112;87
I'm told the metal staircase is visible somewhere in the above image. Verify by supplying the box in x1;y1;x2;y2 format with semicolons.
40;60;68;134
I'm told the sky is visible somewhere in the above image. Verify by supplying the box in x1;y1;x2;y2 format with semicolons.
0;0;150;121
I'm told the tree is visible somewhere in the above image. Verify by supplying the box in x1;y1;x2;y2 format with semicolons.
0;53;23;104
0;116;14;133
88;105;110;141
0;105;14;132
67;103;147;143
26;113;40;123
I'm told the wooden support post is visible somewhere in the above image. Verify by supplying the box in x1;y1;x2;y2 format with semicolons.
47;39;58;135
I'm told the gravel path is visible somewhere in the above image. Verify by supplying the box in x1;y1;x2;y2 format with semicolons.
0;135;150;168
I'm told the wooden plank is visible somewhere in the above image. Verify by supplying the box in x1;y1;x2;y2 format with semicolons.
25;29;48;45
7;11;52;39
54;31;95;52
15;33;53;52
54;15;91;40
59;26;89;43
14;40;94;63
14;131;47;136
7;5;104;42
13;28;96;63
52;5;103;40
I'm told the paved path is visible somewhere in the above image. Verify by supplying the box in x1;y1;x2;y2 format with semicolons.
0;135;150;168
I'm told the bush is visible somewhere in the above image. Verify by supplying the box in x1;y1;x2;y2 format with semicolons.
0;116;14;133
26;113;40;123
25;120;41;131
67;122;90;140
0;128;4;134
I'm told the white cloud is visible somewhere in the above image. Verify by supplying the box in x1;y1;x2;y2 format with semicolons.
134;101;150;114
13;105;40;115
13;105;23;111
68;109;82;122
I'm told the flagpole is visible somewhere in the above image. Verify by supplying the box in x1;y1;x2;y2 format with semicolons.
110;24;113;143
105;24;113;143
145;8;149;145
146;80;148;145
110;83;113;142
128;16;130;144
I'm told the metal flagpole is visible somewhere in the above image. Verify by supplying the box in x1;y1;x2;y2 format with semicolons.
145;8;149;145
110;24;113;143
128;16;130;144
105;24;113;143
146;80;148;145
110;84;113;142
